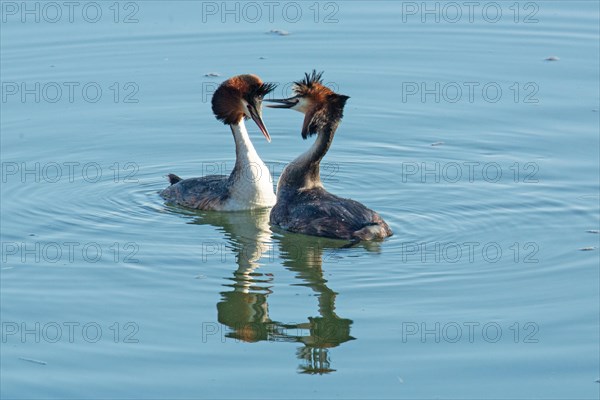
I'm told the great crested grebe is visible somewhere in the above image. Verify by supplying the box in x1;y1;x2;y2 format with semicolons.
266;71;392;241
161;74;277;211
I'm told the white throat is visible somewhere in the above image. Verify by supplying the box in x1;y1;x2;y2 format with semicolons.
226;120;276;210
232;119;263;166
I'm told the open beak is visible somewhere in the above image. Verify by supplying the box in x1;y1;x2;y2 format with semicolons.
265;97;298;109
247;103;271;142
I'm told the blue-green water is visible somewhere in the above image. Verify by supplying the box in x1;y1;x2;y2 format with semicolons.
1;1;599;398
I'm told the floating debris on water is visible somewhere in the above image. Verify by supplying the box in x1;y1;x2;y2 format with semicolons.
259;56;267;60
397;377;404;383
586;230;599;234
545;56;560;61
19;357;47;365
204;72;220;77
431;141;444;146
267;29;289;36
579;247;596;251
194;274;206;279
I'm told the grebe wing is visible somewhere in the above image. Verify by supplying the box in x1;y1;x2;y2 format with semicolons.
160;175;230;210
272;189;390;240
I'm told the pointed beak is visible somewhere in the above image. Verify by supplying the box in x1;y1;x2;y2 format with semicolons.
265;97;298;109
247;103;271;142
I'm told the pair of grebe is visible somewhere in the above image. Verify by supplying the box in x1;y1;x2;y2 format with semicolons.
161;71;392;241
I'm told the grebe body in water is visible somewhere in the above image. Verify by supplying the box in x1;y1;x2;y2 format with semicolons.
161;75;277;211
266;71;392;241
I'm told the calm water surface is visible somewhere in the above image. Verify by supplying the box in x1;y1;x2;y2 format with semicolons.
1;1;599;398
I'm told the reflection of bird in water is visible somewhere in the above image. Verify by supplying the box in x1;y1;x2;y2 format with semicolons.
185;208;275;342
275;231;356;374
166;198;383;373
198;204;361;373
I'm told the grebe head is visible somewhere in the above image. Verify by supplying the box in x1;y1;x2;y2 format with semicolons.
266;70;349;139
212;74;277;141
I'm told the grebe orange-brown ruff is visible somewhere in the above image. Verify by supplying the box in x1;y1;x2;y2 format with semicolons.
266;71;392;241
161;75;277;211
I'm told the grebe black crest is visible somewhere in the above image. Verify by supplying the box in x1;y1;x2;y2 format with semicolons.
266;70;392;241
161;74;277;211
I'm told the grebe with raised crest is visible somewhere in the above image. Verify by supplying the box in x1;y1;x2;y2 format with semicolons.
266;71;392;241
161;74;277;211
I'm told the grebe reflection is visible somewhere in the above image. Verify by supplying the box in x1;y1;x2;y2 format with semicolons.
193;209;356;373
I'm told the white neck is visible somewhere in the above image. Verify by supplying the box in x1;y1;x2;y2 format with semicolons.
232;119;262;166
225;120;276;210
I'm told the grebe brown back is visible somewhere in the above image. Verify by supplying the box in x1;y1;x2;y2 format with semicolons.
161;74;277;211
266;71;392;241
